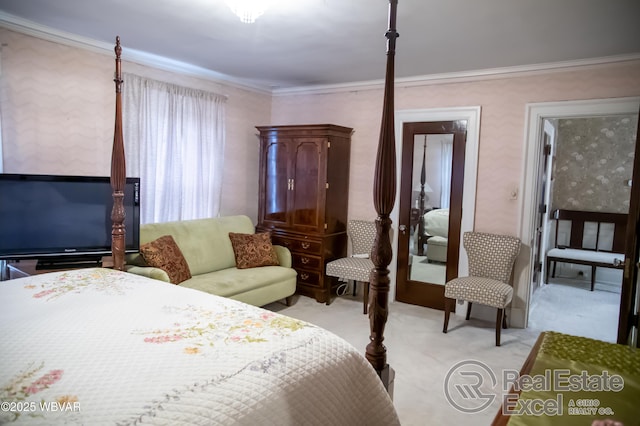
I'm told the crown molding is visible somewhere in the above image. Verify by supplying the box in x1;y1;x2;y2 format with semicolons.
0;12;273;95
2;11;638;97
272;54;640;96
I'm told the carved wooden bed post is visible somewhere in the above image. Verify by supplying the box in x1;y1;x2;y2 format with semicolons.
111;36;126;271
367;0;398;390
417;138;427;255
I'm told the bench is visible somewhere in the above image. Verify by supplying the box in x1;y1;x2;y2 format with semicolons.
545;209;627;291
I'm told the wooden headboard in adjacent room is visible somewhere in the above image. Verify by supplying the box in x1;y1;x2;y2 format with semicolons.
546;209;627;291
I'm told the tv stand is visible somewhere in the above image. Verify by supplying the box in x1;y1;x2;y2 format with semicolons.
2;256;113;280
36;255;104;270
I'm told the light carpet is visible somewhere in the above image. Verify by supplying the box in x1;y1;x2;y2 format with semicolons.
409;255;446;284
266;293;540;426
265;278;621;425
528;277;621;343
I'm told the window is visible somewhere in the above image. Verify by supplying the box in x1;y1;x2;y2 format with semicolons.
123;73;226;223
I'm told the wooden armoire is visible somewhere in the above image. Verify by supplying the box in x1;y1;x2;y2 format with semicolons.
256;124;352;304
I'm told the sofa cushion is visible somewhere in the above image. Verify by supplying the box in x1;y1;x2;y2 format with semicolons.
139;235;191;284
180;266;297;298
228;232;280;269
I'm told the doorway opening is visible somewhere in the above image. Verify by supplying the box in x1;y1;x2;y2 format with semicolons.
519;97;640;342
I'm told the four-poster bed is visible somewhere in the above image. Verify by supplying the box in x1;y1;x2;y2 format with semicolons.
417;138;429;255
0;8;402;420
368;0;398;388
110;36;126;273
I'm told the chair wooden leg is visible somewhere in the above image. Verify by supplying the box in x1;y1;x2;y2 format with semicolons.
496;308;504;346
591;265;596;291
363;282;369;315
352;280;357;296
545;258;550;283
443;297;453;333
502;310;508;329
465;302;472;320
285;296;293;306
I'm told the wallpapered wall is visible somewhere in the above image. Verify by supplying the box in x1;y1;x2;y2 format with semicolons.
0;28;272;218
272;64;640;236
4;27;640;233
271;61;640;313
552;115;638;214
2;27;640;314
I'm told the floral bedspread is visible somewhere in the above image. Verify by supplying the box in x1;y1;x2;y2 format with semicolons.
0;268;399;425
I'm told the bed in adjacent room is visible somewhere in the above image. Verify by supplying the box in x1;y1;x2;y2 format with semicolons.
423;208;449;263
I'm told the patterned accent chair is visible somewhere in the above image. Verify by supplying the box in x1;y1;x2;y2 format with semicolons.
442;231;521;346
325;220;376;314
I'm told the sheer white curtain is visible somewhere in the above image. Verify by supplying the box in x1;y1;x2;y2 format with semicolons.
123;73;226;224
440;140;453;209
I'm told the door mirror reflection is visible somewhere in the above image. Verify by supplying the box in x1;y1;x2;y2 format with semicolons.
407;134;453;285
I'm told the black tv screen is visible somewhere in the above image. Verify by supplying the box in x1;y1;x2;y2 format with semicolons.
0;174;140;261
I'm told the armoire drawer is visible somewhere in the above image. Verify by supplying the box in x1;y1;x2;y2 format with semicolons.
296;269;321;287
272;236;322;255
292;253;322;270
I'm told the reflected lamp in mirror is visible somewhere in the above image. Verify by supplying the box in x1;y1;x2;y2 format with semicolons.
413;181;433;209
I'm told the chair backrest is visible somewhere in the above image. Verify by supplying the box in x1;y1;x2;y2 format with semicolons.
348;220;377;256
463;231;521;284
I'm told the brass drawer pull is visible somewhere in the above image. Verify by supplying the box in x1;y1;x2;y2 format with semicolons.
301;257;310;264
301;242;311;249
301;273;309;280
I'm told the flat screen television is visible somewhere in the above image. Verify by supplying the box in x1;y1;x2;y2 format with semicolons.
0;174;140;268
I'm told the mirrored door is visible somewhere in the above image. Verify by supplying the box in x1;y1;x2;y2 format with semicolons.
396;121;467;310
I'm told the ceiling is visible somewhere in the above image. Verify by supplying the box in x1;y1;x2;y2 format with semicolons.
0;0;639;92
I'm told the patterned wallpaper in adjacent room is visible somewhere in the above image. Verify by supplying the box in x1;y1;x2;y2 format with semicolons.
552;115;638;214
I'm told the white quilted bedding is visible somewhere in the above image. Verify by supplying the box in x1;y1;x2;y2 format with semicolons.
0;268;399;425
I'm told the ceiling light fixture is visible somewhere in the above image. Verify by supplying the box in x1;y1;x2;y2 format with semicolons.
225;0;270;23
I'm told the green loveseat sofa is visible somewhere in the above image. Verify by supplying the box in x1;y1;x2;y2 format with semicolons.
125;215;297;307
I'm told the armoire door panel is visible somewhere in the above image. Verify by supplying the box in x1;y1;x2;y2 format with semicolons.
262;141;291;227
292;139;323;231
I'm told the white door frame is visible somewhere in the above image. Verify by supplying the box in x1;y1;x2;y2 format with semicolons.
390;106;480;311
516;96;640;328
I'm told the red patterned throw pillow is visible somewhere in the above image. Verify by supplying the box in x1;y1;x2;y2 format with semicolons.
228;232;280;269
139;235;192;284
